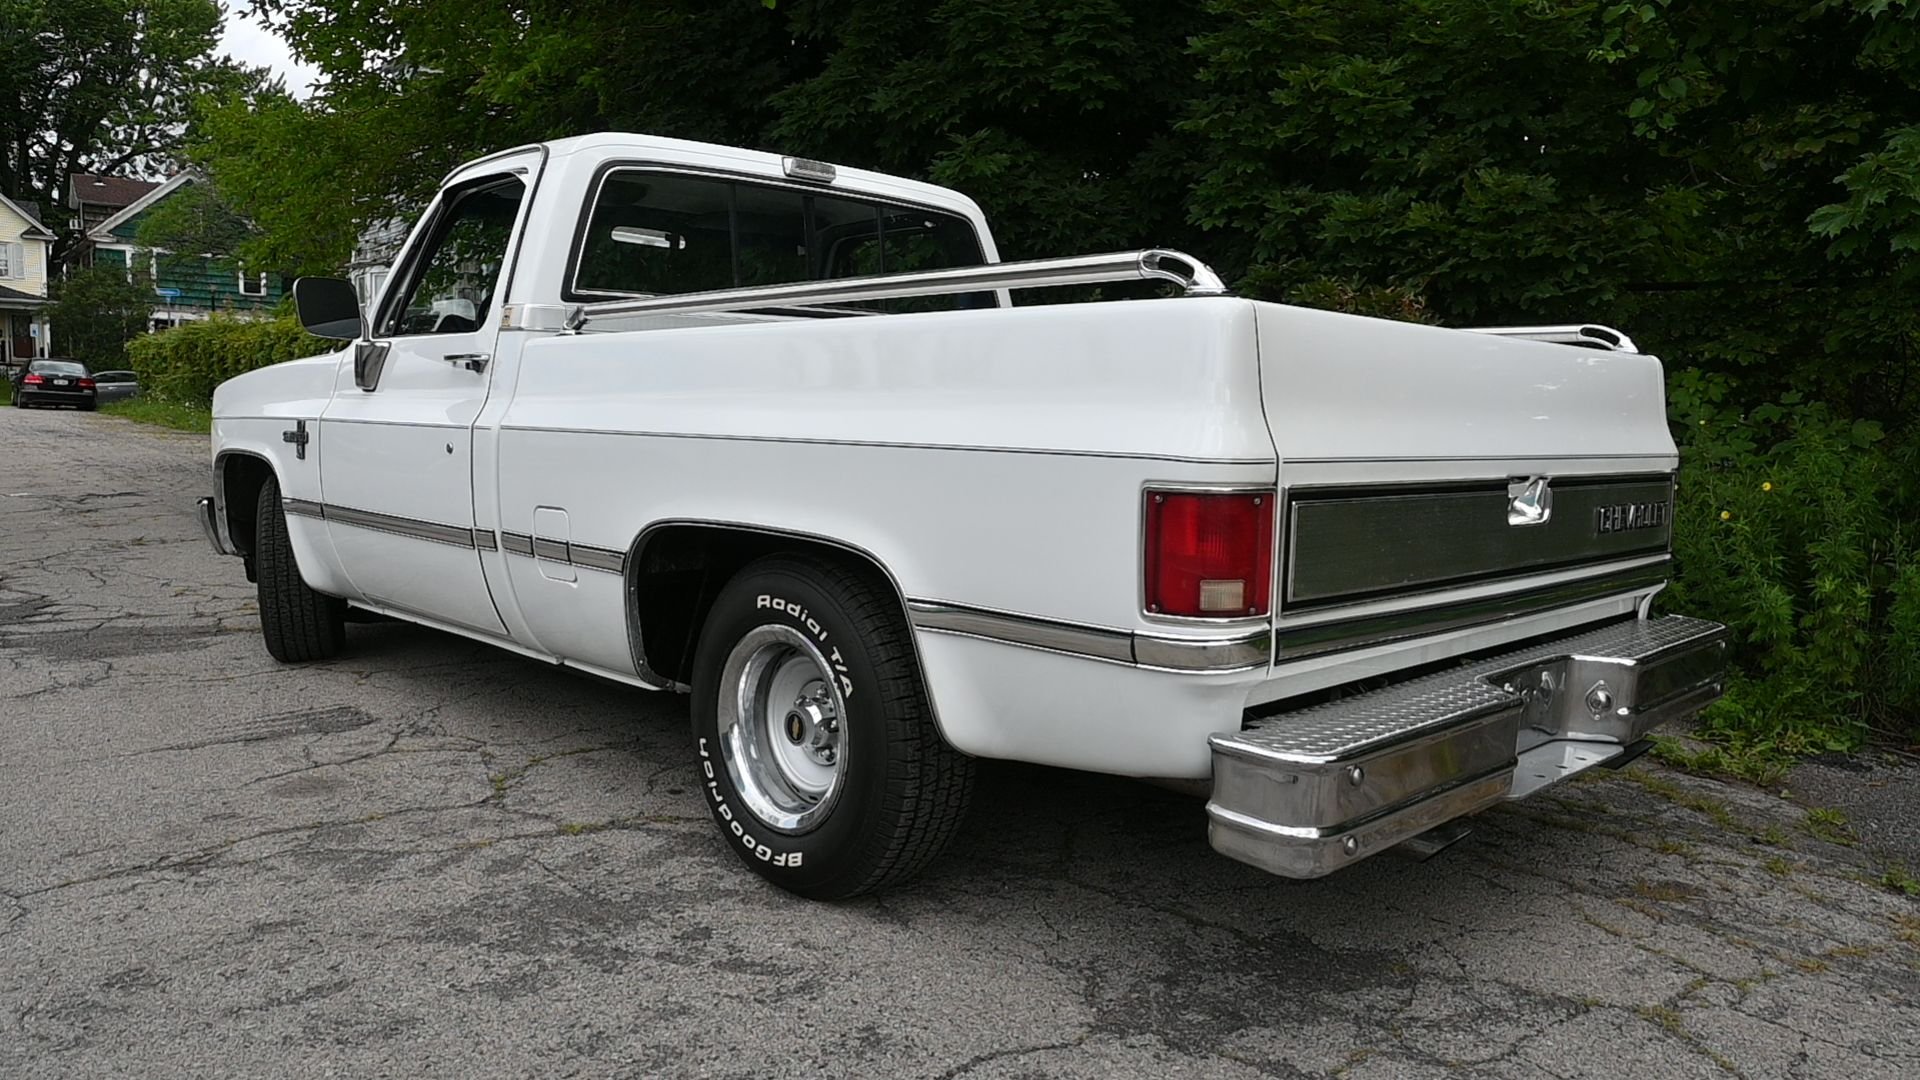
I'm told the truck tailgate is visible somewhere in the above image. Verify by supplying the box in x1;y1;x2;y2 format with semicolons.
1249;302;1679;677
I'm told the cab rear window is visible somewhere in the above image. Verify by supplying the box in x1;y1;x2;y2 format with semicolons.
570;169;989;312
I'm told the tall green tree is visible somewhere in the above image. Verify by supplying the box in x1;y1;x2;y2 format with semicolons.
0;0;253;259
48;264;154;367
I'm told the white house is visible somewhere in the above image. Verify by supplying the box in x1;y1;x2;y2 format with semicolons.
0;191;54;364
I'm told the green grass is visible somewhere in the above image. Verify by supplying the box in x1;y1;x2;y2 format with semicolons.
1649;734;1794;786
0;377;10;405
99;397;212;433
1803;807;1858;846
1880;864;1920;897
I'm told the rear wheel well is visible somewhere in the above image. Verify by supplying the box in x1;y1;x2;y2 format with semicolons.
629;525;909;688
220;453;275;562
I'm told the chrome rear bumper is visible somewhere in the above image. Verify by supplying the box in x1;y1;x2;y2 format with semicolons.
1207;615;1728;879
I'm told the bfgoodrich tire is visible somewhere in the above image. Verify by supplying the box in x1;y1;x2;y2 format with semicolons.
690;553;974;899
254;476;346;662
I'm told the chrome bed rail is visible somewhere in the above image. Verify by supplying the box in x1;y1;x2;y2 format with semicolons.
1460;324;1641;354
567;248;1230;328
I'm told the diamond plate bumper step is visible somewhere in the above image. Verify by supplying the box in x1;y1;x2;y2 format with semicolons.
1207;615;1728;879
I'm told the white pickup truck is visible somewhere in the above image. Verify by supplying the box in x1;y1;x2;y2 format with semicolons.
199;132;1727;899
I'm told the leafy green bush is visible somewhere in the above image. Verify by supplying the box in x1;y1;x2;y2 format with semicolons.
126;313;331;406
1665;372;1920;766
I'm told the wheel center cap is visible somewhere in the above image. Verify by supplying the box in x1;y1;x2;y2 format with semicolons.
784;710;808;744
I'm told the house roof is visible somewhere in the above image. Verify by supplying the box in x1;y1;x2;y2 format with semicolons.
86;172;197;243
0;283;46;304
0;193;52;239
69;173;161;210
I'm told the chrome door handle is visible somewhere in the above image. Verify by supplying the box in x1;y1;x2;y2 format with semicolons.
442;352;489;373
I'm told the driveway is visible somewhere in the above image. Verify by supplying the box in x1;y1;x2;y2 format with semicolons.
1;407;1916;1078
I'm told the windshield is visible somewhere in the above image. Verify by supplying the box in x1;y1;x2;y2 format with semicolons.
31;361;85;376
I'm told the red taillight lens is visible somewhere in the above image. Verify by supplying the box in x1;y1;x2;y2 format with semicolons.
22;373;42;384
78;378;95;389
1143;490;1275;618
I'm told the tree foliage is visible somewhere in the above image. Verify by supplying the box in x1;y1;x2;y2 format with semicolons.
197;1;1215;271
0;0;256;258
133;177;250;255
48;265;154;368
1186;0;1920;423
132;176;255;289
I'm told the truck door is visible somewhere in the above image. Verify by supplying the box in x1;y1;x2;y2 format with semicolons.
318;152;542;635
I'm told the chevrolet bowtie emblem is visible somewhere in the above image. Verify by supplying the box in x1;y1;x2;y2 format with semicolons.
1507;476;1553;527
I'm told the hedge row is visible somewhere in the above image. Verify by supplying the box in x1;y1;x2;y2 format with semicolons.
126;314;332;405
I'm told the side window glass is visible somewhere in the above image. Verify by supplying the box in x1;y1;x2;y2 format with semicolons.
827;208;988;312
574;173;735;297
381;176;526;336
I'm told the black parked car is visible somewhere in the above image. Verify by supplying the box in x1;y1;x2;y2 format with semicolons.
12;359;97;410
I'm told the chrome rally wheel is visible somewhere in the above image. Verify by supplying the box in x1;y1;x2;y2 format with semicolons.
716;625;847;834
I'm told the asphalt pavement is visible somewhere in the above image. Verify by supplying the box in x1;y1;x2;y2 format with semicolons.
2;405;1916;1079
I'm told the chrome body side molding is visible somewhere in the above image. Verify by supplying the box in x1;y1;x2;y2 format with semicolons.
326;504;476;548
569;248;1229;329
502;528;623;573
905;562;1666;675
907;599;1269;674
264;499;625;573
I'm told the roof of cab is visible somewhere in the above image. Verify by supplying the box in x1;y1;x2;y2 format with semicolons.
454;131;987;223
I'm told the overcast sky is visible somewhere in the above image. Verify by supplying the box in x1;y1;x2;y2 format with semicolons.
217;4;320;99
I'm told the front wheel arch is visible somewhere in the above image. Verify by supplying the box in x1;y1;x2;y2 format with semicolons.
216;449;280;567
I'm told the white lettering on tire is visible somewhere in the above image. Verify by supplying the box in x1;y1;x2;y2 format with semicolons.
697;736;802;869
755;594;855;700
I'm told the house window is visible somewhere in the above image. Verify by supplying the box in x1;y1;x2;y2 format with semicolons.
0;244;11;277
237;270;267;297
